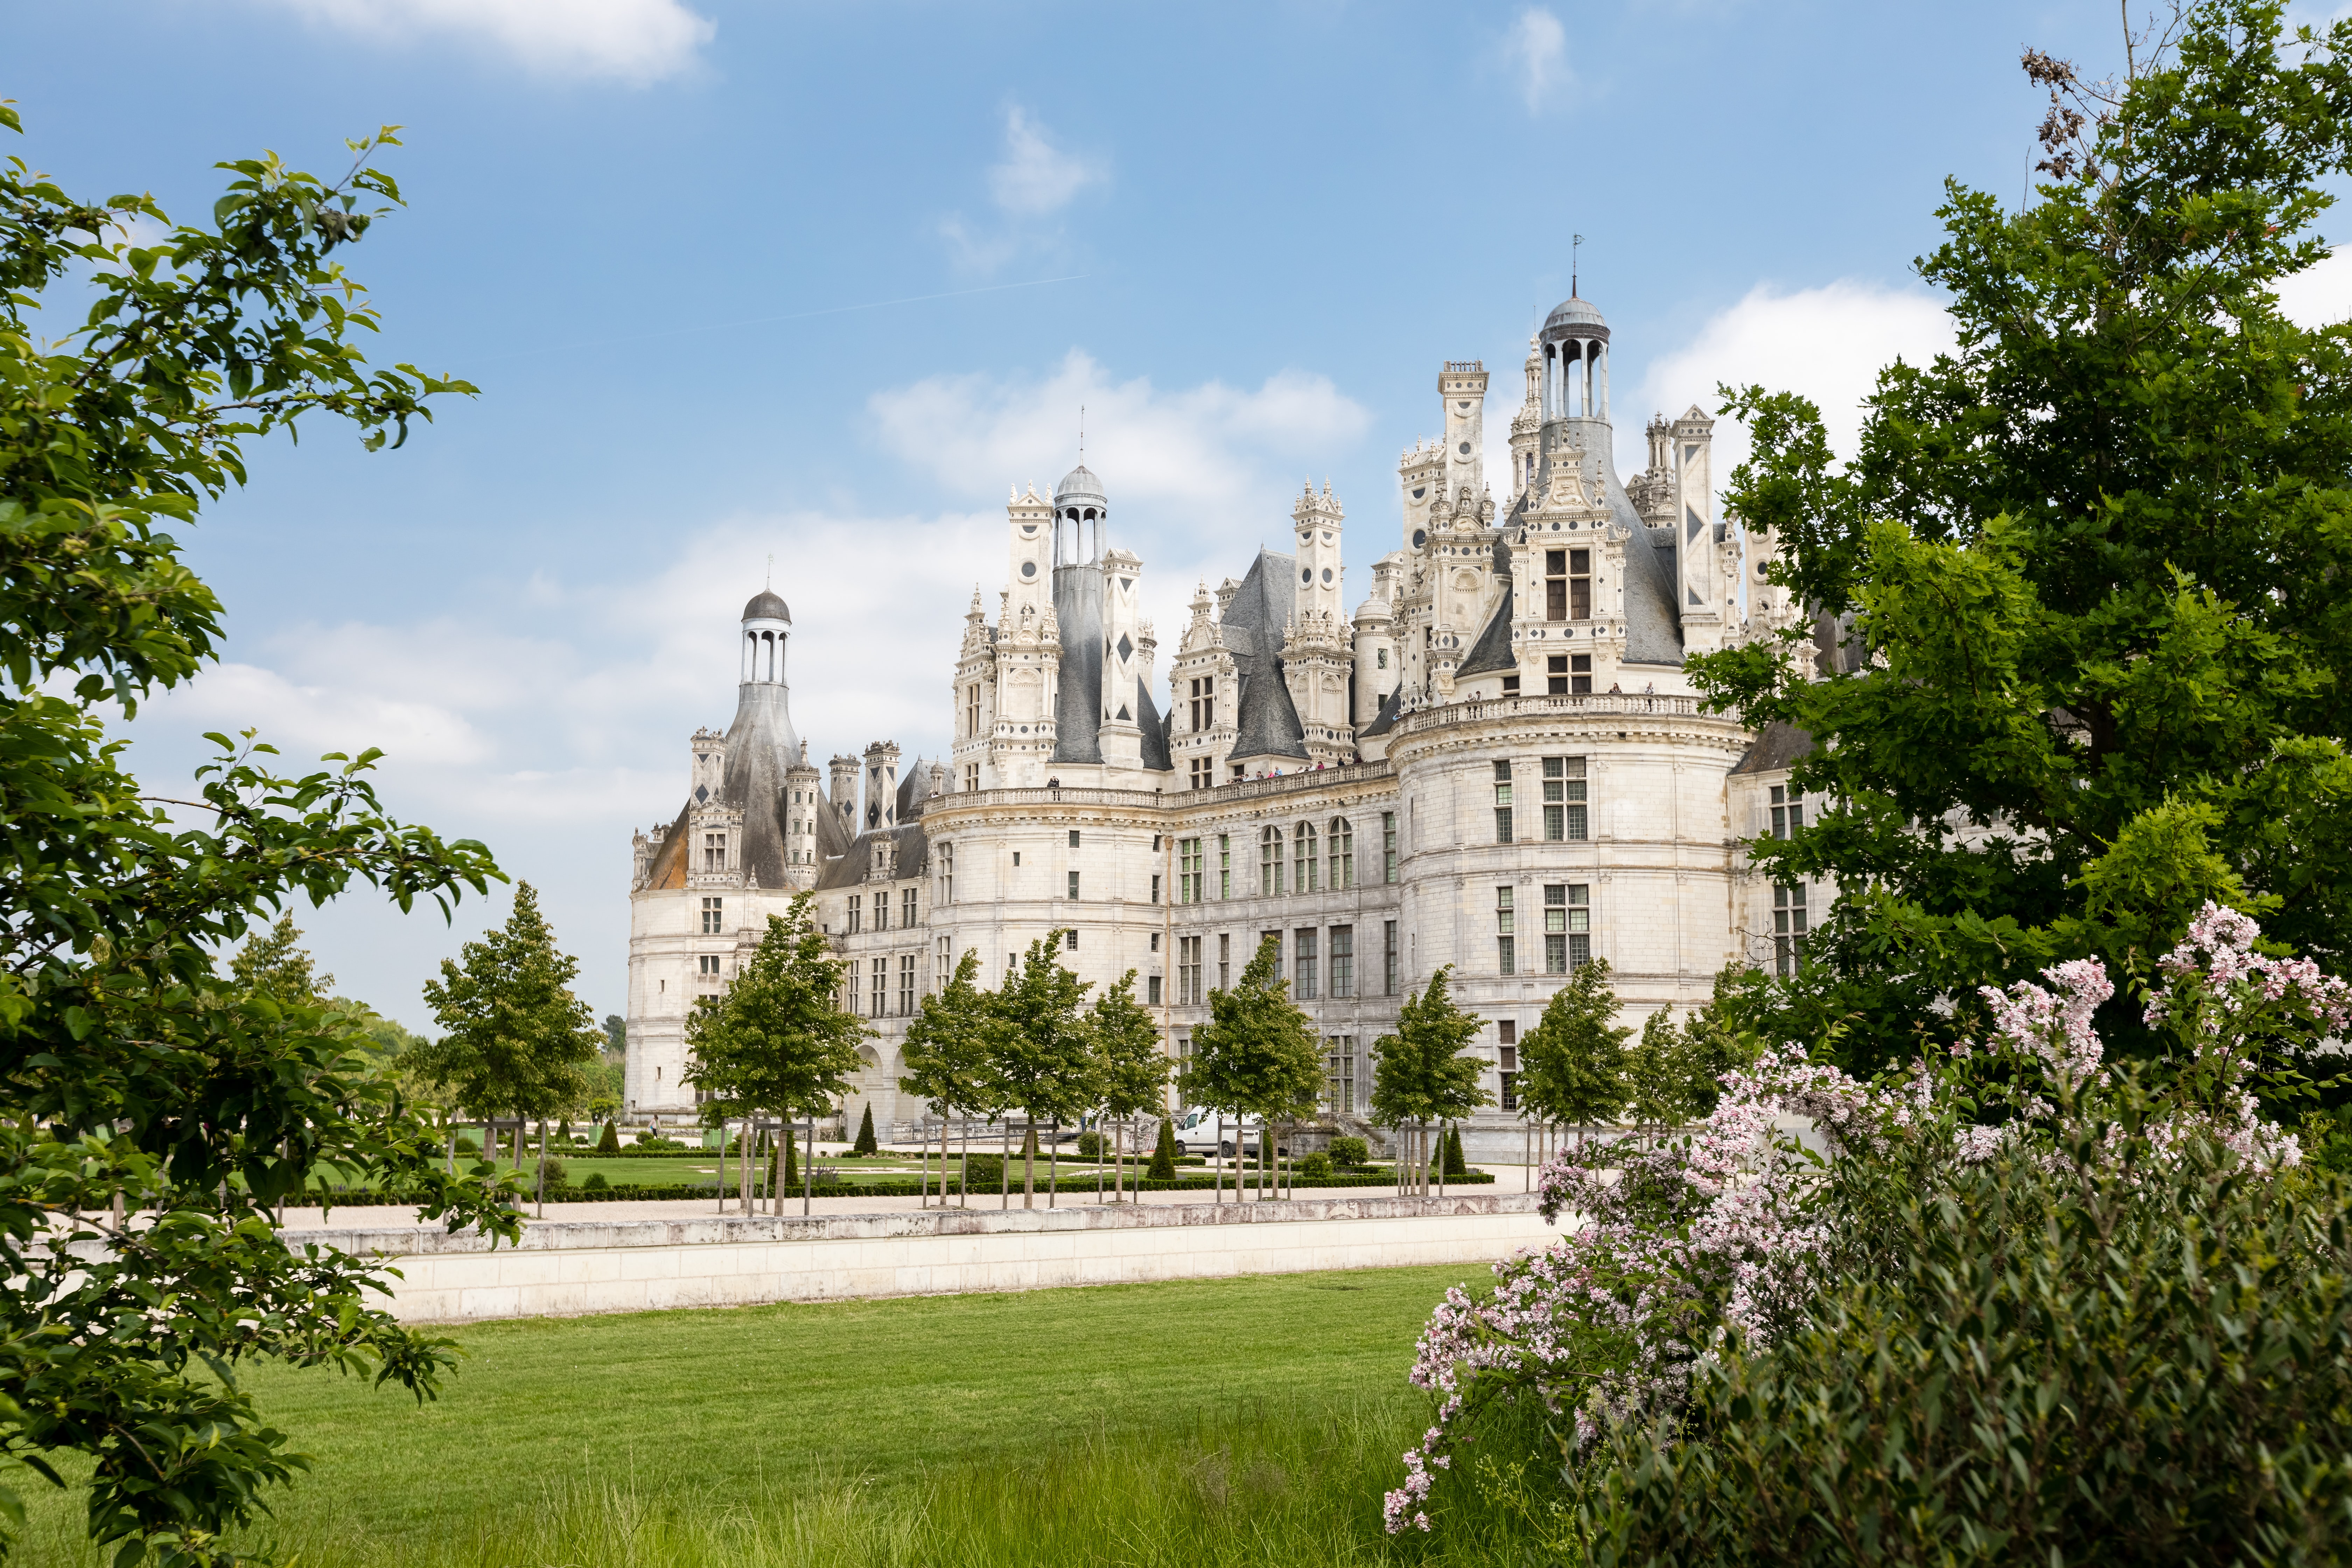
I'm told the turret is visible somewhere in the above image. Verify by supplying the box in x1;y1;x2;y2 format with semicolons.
784;759;821;886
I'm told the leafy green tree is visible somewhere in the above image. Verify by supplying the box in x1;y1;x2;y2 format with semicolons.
415;882;603;1194
684;894;866;1214
1185;936;1325;1199
1090;968;1170;1199
227;913;332;1003
852;1103;878;1155
0;110;506;1565
990;932;1100;1205
1372;965;1491;1195
899;948;999;1204
1625;1009;1687;1145
1518;958;1633;1153
1697;0;2352;1074
602;1013;625;1054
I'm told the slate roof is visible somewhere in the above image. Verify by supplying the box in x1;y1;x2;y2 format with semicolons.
1137;680;1173;771
1222;550;1312;764
812;820;930;892
1050;563;1104;764
1358;685;1404;738
716;681;803;889
1729;720;1816;776
1456;574;1518;677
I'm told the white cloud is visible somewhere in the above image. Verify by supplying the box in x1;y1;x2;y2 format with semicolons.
1620;279;1957;484
939;107;1107;274
1506;8;1569;110
258;0;714;84
987;107;1106;216
2275;246;2352;329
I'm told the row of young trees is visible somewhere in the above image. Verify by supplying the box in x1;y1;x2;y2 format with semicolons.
898;929;1168;1204
680;892;867;1215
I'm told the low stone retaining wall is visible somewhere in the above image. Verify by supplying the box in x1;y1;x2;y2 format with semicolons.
287;1194;1558;1324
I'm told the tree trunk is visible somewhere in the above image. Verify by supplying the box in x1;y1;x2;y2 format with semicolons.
535;1118;548;1218
1049;1117;1059;1208
803;1114;813;1216
1022;1122;1036;1210
1000;1119;1010;1210
1215;1113;1224;1205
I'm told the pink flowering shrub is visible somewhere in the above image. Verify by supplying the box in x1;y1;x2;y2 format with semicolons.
1383;902;2350;1537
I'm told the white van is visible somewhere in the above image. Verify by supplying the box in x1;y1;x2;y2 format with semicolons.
1170;1107;1283;1159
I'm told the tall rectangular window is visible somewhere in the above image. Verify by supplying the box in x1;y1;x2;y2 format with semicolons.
1770;785;1806;839
902;887;918;928
1382;812;1399;883
1496;886;1516;975
1152;873;1162;904
1775;882;1809;975
1561;884;1591;968
870;956;888;1017
1384;920;1399;996
966;683;981;737
1189;675;1217;732
1189;756;1210;790
1179;838;1204;903
1068;830;1082;849
1179;934;1202;1004
1294;927;1319;1000
702;832;727;872
1068;869;1081;900
899;953;916;1016
1329;925;1354;999
940;843;954;903
700;896;723;934
1148;975;1163;1005
1218;932;1231;991
1493;760;1514;843
1543;757;1588;841
875;892;890;931
963;762;980;793
1329;817;1353;889
847;894;861;935
1545;548;1592;621
1294;821;1318;893
1260;827;1283;896
1218;834;1232;899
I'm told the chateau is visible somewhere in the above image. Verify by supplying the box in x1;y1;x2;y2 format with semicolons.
624;295;1816;1143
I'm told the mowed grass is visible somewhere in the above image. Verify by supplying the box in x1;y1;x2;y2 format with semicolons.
20;1264;1549;1567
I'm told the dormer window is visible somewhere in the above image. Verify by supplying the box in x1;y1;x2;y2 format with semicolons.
1546;549;1591;621
702;832;727;872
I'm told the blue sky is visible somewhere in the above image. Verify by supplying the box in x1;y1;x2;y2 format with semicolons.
12;0;2345;1029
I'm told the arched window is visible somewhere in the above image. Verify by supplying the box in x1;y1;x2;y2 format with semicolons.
1329;816;1353;889
1259;826;1283;897
1294;821;1318;893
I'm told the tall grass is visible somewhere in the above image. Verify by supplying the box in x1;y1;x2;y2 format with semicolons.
205;1400;1542;1568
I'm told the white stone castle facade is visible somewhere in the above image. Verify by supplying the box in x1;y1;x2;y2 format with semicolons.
624;295;1821;1140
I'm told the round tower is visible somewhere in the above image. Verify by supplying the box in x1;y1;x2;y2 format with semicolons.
784;759;821;886
1054;464;1108;566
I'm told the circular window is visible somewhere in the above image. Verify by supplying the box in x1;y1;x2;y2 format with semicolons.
1021;561;1037;578
1321;568;1333;584
1021;524;1037;536
1458;442;1472;456
1301;568;1312;584
1413;529;1428;548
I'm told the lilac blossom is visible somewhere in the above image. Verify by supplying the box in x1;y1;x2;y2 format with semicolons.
1383;902;2342;1535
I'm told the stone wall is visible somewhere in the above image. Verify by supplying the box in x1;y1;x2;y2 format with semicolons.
294;1194;1558;1324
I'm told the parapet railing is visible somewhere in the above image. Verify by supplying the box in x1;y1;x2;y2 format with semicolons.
1386;692;1706;739
919;760;1397;818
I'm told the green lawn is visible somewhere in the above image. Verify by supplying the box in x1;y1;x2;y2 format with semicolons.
20;1264;1550;1567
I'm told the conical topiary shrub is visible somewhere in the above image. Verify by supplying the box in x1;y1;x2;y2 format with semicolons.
594;1119;620;1155
1442;1126;1468;1177
1147;1118;1178;1181
853;1104;878;1155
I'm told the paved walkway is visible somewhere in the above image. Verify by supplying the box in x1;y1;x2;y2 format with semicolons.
277;1174;1538;1231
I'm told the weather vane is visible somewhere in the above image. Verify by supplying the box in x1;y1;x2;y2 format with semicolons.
1079;404;1086;460
1573;233;1583;297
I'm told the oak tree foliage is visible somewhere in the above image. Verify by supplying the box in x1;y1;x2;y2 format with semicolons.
0;107;505;1566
